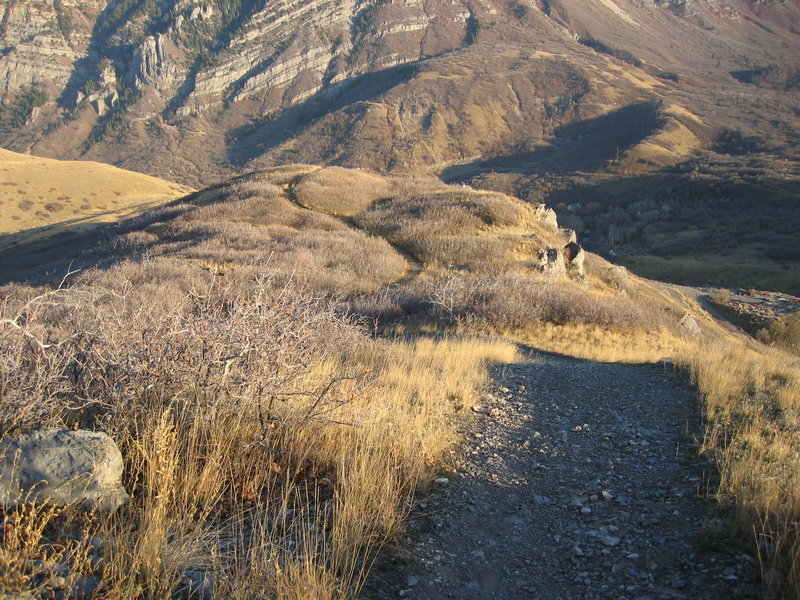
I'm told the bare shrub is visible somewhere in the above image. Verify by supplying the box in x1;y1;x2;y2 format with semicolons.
412;236;513;270
0;271;517;598
181;195;344;232
355;191;529;269
227;178;283;200
364;272;679;334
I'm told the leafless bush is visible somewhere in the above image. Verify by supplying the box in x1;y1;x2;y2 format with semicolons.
360;272;679;333
180;195;344;232
0;266;517;598
227;178;283;201
412;236;513;270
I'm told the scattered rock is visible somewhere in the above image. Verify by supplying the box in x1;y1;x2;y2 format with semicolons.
678;313;701;337
388;351;758;599
0;429;129;512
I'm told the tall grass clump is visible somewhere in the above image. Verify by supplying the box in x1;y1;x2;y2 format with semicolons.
0;264;516;598
679;343;800;598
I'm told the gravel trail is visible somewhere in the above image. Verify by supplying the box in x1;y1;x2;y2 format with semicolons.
376;350;759;599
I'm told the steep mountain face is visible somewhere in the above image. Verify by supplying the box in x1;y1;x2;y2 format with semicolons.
1;0;796;183
1;0;799;291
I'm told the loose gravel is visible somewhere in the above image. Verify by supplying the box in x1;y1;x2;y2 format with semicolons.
371;349;759;600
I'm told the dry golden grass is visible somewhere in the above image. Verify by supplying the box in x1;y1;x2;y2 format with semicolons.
354;188;552;272
0;148;192;246
677;343;800;598
0;269;518;599
293;167;393;216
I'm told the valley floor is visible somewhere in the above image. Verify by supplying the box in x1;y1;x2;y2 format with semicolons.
372;351;760;599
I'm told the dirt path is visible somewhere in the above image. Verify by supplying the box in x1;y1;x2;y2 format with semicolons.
284;178;424;285
372;350;759;600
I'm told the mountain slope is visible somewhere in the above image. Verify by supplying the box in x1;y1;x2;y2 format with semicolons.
0;0;797;182
1;0;799;292
0;147;191;245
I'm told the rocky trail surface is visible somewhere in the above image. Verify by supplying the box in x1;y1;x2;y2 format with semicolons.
371;350;759;599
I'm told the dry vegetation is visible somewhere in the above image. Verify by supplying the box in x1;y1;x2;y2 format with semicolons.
3;162;799;597
0;265;517;599
292;167;394;216
110;176;408;295
353;188;553;273
0;148;192;247
678;344;800;599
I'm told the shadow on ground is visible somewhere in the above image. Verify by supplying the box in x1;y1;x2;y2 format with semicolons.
440;101;663;182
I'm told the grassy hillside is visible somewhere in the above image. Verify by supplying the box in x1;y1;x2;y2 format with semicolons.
0;148;192;248
1;164;799;598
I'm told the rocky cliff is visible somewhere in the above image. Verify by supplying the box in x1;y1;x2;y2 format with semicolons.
0;0;798;188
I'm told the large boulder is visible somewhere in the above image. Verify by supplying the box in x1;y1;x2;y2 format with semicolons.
535;248;566;277
563;241;586;279
0;429;129;512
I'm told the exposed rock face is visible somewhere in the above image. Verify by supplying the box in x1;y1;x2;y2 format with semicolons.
536;247;567;277
126;33;188;93
0;428;129;512
0;0;100;96
0;0;797;190
563;241;586;279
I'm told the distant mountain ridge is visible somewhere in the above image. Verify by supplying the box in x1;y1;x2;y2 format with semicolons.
0;0;797;184
2;0;800;292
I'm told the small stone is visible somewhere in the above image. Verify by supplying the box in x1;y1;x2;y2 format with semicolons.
671;578;686;589
71;575;100;599
573;546;585;556
407;575;418;587
434;477;449;484
466;581;481;591
581;506;592;515
602;490;614;502
503;516;525;526
601;535;621;547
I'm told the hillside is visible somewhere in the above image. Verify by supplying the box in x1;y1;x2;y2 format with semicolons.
1;0;799;292
0;147;192;251
3;0;798;182
1;163;798;598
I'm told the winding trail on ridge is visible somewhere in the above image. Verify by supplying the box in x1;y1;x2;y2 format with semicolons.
284;177;424;285
378;350;759;600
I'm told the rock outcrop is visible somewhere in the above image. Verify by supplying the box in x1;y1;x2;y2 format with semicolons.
0;429;129;512
563;241;586;280
535;247;567;277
